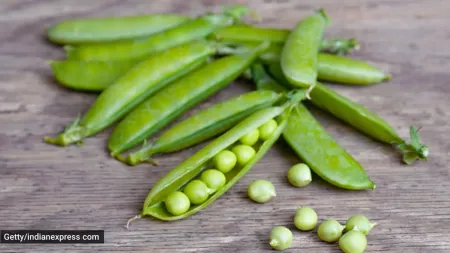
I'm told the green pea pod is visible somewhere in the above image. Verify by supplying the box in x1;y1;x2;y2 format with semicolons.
108;41;270;157
220;42;389;86
267;64;428;165
212;24;290;44
47;14;190;45
124;90;283;166
128;101;299;223
50;60;138;92
213;24;358;55
44;40;216;146
281;9;330;89
66;5;249;61
251;63;375;190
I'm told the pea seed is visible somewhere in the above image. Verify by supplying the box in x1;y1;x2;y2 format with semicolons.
165;191;190;216
248;179;276;203
213;150;237;173
183;180;211;205
287;163;312;187
240;128;260;146
345;215;376;235
269;226;293;251
339;229;367;253
231;144;256;166
259;119;278;140
294;206;318;231
200;169;226;193
317;219;345;242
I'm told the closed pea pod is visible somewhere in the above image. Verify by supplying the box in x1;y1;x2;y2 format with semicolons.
108;42;270;158
124;90;283;165
251;63;375;190
47;14;190;45
281;9;330;89
126;95;307;224
268;64;427;164
44;40;216;146
50;60;137;92
66;6;249;61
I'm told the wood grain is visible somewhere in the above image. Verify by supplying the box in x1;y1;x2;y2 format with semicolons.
0;0;449;252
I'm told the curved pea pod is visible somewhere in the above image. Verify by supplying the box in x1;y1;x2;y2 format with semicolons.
66;5;249;61
268;65;428;165
130;103;294;223
309;83;428;164
124;90;283;165
283;104;376;190
108;41;271;157
251;63;375;190
44;40;216;146
281;9;330;89
47;14;190;45
50;60;137;92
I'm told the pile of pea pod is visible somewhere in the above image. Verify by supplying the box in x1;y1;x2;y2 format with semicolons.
44;5;430;226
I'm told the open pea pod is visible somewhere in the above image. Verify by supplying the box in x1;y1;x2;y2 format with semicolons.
251;63;376;190
128;93;306;223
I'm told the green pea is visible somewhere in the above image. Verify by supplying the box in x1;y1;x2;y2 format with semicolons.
239;129;260;146
287;163;312;187
339;229;367;253
248;179;276;203
317;219;345;243
213;150;237;173
269;226;293;251
345;215;376;235
165;191;190;216
200;169;226;193
259;119;278;140
294;206;318;231
232;144;256;166
183;180;212;205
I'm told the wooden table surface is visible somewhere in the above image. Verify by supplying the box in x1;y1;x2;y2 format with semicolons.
1;0;449;252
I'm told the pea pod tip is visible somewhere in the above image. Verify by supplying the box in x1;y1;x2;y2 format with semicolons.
125;214;142;229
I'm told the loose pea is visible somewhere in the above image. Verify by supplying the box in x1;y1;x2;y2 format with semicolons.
269;226;293;251
287;163;312;187
259;119;278;140
239;129;260;146
213;150;237;173
317;219;345;243
345;215;376;235
248;179;276;203
232;145;256;166
338;229;367;253
200;169;226;193
183;180;211;205
165;191;190;216
294;206;318;231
